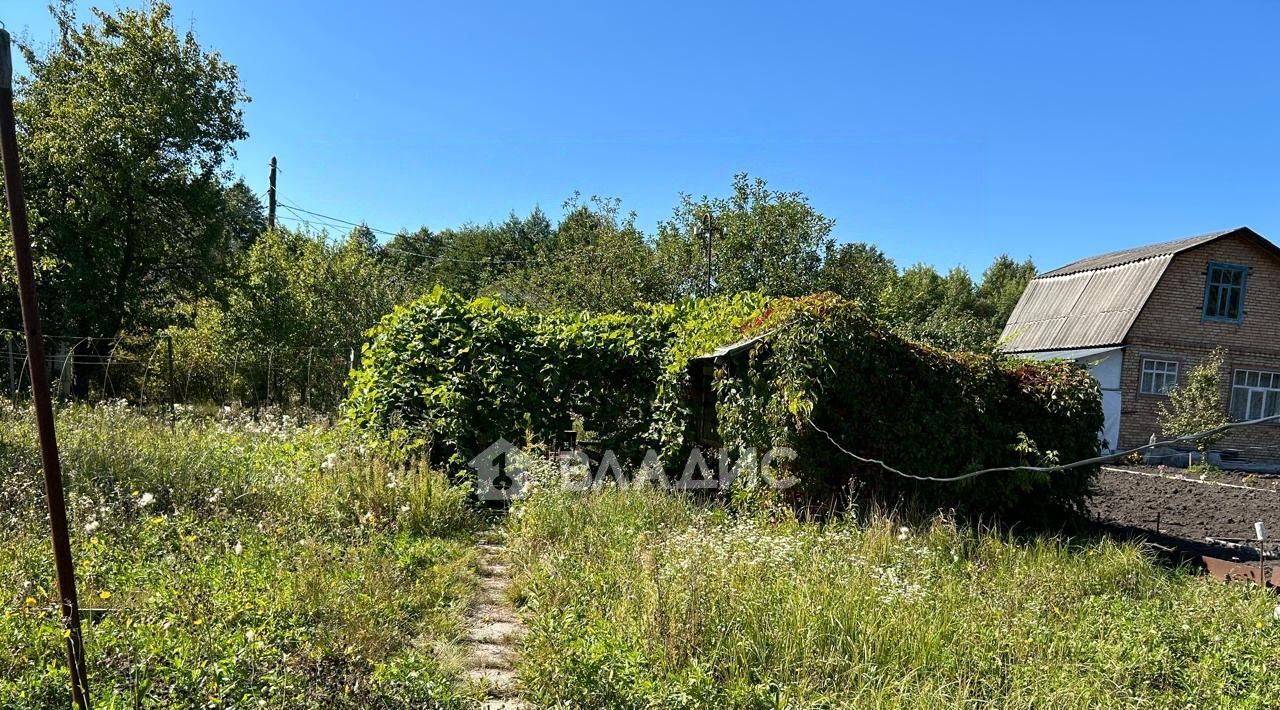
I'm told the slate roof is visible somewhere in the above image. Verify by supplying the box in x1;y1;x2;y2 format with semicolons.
1000;227;1277;353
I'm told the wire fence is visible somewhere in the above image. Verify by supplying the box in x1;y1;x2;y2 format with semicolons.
0;329;360;412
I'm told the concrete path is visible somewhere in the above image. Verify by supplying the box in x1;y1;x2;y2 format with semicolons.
463;533;525;708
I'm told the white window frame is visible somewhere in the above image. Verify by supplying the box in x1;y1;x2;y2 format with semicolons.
1139;359;1179;395
1230;369;1280;422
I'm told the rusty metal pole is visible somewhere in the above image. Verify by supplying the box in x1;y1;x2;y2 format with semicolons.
0;29;92;710
166;334;175;431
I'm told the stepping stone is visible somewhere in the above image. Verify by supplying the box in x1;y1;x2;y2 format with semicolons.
466;620;522;644
479;563;510;577
467;667;517;696
465;642;513;669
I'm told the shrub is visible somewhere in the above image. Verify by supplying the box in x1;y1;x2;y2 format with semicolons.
346;287;753;470
348;289;1102;515
1159;347;1230;452
705;294;1104;515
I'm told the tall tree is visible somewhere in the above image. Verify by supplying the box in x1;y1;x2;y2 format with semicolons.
492;195;662;311
976;254;1037;334
816;242;898;316
655;174;835;298
3;1;251;394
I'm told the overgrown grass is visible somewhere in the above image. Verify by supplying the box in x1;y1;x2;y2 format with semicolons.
507;487;1280;709
0;403;481;708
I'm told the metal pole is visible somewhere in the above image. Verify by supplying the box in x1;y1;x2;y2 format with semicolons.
166;334;175;431
304;347;312;411
7;334;15;405
701;212;714;297
0;30;92;710
267;156;277;230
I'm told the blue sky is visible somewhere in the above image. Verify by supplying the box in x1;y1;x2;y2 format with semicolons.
7;1;1280;275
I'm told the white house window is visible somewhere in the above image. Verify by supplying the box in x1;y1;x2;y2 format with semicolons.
1140;359;1179;395
1231;369;1280;421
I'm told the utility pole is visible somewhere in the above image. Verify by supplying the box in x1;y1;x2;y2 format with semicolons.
267;156;277;230
0;29;92;710
696;211;719;297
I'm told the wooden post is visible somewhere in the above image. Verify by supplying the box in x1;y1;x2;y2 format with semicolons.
267;156;277;230
0;29;92;709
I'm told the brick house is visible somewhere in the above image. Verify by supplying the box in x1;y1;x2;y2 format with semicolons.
999;227;1280;462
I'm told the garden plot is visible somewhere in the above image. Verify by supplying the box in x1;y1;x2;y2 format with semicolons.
1089;465;1280;545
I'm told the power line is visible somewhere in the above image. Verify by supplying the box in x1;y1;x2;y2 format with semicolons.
810;413;1280;484
276;197;534;266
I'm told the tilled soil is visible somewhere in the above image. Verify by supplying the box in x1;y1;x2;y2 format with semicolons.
1089;466;1280;547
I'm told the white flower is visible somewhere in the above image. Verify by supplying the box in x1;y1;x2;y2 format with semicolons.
399;504;410;514
897;526;910;541
1274;604;1280;622
321;453;337;470
137;492;155;509
84;520;100;534
233;541;244;555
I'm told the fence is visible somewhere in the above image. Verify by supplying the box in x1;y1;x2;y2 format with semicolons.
0;329;360;412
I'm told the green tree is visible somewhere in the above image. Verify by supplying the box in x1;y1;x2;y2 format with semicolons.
224;227;403;404
655;174;835;298
1159;348;1230;454
492;196;663;311
816;242;898;315
976;254;1037;333
4;1;251;395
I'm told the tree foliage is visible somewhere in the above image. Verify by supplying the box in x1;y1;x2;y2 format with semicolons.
1159;348;1230;452
7;1;253;339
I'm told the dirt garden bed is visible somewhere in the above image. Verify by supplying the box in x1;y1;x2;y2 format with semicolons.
1088;465;1280;552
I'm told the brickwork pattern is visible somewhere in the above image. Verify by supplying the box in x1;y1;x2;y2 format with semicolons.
1119;234;1280;460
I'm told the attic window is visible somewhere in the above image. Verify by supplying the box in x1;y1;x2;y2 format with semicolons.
1203;262;1247;323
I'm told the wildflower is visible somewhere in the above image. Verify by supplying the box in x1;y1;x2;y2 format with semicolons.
398;504;410;514
23;596;36;607
321;453;337;470
896;526;910;541
1274;604;1280;621
84;520;100;534
137;492;155;508
98;590;111;600
233;541;244;555
194;618;203;626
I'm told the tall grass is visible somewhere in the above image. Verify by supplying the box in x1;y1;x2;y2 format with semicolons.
0;403;480;708
508;487;1280;709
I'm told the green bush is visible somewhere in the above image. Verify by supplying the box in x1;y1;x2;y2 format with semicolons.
346;287;684;469
706;293;1104;515
348;289;1102;515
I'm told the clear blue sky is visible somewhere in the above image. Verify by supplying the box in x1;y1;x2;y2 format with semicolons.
7;1;1280;275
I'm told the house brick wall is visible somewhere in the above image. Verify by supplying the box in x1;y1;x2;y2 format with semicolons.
1120;233;1280;460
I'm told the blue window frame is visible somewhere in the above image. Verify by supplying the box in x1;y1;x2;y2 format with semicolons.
1203;262;1248;323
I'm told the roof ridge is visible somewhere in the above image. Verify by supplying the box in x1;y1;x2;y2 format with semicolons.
1039;227;1245;278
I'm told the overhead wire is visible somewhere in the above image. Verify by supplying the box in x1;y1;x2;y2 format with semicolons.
810;413;1280;483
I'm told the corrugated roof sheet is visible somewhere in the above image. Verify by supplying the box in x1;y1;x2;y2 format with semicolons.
1040;228;1242;277
690;331;771;362
1001;226;1280;354
999;256;1171;352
